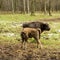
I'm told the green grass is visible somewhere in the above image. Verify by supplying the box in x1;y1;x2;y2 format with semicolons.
0;13;60;22
0;13;60;49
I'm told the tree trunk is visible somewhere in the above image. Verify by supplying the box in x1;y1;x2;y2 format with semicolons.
23;0;26;14
12;0;14;13
27;0;29;13
31;0;35;16
0;0;2;11
48;0;52;16
44;0;47;14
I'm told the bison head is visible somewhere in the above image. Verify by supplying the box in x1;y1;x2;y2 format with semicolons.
41;23;50;32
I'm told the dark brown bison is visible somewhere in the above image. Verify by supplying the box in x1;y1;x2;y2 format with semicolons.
22;21;50;38
21;28;42;49
23;22;50;32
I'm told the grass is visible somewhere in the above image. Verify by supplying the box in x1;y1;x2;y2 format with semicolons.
0;13;60;49
0;13;60;22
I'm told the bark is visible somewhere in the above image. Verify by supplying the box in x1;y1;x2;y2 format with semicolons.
23;0;26;14
48;0;52;16
27;0;29;13
12;0;15;13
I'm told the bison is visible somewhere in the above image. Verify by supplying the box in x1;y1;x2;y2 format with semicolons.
22;21;50;38
21;28;42;49
21;21;50;49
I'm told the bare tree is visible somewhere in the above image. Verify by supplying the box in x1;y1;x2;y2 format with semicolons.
23;0;26;14
12;0;14;13
0;0;2;11
31;0;35;15
0;0;60;14
44;0;47;14
48;0;52;16
27;0;29;13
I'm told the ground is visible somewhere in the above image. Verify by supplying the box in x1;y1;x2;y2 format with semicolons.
0;13;60;60
0;43;60;60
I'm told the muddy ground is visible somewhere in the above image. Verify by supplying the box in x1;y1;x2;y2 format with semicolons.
0;43;60;60
0;18;60;60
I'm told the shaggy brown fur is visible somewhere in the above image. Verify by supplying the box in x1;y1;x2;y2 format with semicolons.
21;28;42;49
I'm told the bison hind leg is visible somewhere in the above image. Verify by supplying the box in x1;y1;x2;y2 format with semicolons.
35;39;42;49
34;37;39;48
34;32;42;49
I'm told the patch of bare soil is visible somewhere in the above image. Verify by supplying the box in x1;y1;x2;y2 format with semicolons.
0;43;60;60
38;18;60;22
23;18;60;24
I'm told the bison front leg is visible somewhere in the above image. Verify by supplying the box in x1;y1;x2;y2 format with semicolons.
22;39;28;50
21;36;28;50
21;39;24;49
24;40;28;49
21;40;26;50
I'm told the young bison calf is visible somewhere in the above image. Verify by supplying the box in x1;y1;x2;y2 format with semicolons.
21;28;42;49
